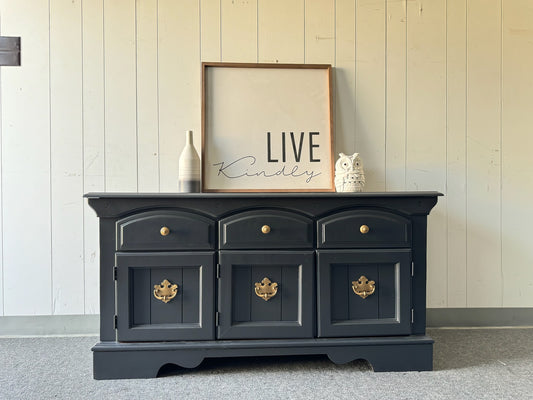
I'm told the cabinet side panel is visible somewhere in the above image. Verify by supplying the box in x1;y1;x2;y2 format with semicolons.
100;218;117;341
411;216;427;334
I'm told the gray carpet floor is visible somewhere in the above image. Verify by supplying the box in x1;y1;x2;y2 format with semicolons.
0;328;532;400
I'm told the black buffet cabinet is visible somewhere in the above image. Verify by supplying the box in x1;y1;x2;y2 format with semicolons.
86;192;440;379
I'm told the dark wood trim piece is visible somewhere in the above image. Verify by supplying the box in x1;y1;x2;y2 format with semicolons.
0;36;21;66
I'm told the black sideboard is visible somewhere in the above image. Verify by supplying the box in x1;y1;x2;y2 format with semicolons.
86;192;441;379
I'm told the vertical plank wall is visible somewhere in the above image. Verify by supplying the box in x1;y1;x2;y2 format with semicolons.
0;0;532;316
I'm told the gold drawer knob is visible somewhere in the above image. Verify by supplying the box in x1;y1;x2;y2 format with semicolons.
261;225;271;234
160;226;170;236
360;224;370;234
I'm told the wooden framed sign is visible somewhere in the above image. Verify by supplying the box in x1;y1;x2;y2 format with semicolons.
202;62;334;192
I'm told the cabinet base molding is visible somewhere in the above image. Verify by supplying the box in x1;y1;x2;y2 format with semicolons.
92;336;434;379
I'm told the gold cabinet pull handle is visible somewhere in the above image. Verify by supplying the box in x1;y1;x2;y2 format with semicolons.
254;277;278;301
261;225;271;234
352;275;375;299
160;226;170;236
154;279;178;303
360;224;369;234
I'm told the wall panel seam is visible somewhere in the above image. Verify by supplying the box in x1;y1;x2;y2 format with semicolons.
403;0;407;189
0;17;3;317
157;0;160;192
256;0;259;63
81;0;86;313
445;0;448;306
102;0;107;192
354;0;357;150
0;8;3;316
384;0;388;189
464;0;468;306
135;0;139;193
499;0;503;306
48;0;54;314
219;0;223;60
304;0;306;63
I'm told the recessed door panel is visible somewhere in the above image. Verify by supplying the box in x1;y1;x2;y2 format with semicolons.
218;251;314;339
116;252;214;342
317;249;411;337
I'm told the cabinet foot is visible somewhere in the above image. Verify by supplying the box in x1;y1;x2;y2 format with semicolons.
327;342;433;372
93;336;433;379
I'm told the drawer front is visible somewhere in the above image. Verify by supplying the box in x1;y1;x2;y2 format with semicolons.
116;210;215;251
317;249;411;337
317;209;411;248
217;251;314;339
116;252;215;342
219;210;313;249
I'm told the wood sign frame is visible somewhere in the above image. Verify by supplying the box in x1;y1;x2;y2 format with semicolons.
201;62;334;192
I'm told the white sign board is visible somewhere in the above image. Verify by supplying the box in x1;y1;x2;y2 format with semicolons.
202;63;333;192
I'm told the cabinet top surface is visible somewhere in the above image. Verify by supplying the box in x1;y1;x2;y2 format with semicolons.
85;191;443;199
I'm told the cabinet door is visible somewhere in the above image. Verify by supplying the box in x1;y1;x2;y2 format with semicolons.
116;252;215;341
218;251;314;339
317;249;411;337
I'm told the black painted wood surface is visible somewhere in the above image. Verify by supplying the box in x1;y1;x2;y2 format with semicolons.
86;191;441;379
116;252;215;341
92;336;434;379
219;209;313;249
218;251;314;339
117;210;215;251
317;249;412;337
317;209;411;248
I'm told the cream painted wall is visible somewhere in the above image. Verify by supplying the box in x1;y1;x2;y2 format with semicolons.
0;0;531;316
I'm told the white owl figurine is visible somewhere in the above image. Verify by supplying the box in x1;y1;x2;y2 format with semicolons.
334;152;365;192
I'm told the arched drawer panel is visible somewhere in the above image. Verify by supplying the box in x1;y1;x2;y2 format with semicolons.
219;210;313;249
317;209;411;248
117;210;215;251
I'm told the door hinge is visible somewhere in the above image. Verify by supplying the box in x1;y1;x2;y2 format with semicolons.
216;264;221;279
114;315;118;329
113;266;118;281
411;309;414;324
411;261;414;277
215;311;220;326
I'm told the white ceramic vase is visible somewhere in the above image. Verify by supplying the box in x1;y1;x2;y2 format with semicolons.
178;130;201;192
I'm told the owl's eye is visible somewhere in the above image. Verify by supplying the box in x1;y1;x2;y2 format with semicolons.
355;162;359;166
342;162;349;167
